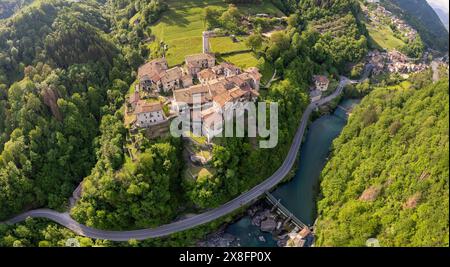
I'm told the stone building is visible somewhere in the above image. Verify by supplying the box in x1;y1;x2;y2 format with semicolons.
185;53;216;76
134;100;166;128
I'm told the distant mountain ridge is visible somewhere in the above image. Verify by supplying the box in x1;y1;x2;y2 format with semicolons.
0;0;33;19
381;0;449;53
429;4;449;31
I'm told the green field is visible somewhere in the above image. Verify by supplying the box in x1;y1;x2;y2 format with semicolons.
221;52;259;69
150;0;282;66
209;36;249;54
232;0;284;17
367;24;405;51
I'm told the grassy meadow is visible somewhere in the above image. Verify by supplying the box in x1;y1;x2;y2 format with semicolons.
150;0;282;66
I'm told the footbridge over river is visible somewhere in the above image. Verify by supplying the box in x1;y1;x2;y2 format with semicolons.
336;104;352;114
265;192;309;230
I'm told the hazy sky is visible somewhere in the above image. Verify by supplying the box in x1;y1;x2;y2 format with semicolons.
426;0;449;12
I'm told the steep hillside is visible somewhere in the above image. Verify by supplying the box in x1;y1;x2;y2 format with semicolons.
0;0;131;220
381;0;449;53
434;7;449;31
295;0;368;72
316;78;449;246
0;0;34;19
427;2;449;31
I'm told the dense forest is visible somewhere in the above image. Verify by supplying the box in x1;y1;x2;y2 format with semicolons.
0;0;131;219
316;77;449;246
0;0;33;19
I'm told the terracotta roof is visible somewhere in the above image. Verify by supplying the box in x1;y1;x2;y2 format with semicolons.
226;75;247;87
172;63;261;107
197;68;217;80
173;84;212;104
313;75;329;84
229;87;248;99
138;58;168;81
208;80;229;96
298;228;311;239
220;62;241;73
185;53;215;62
245;67;262;80
250;89;260;97
161;67;183;83
134;100;162;114
213;92;233;108
213;88;249;108
185;53;215;68
201;106;216;117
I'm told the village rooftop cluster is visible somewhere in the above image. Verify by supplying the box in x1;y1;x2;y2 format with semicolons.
363;1;418;41
367;49;428;76
126;52;262;142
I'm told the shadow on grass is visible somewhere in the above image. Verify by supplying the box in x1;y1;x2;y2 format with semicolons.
159;8;190;27
367;34;384;51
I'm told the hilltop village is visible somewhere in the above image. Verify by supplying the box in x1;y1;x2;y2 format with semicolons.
363;2;418;41
126;51;262;142
366;49;428;76
126;50;338;142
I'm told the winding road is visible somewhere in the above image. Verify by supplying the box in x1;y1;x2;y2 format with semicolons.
2;77;350;241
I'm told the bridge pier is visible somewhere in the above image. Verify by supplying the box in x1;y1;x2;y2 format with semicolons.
283;214;292;226
265;192;308;230
271;199;281;212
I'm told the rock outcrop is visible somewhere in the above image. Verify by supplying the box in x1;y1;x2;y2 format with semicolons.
260;218;277;232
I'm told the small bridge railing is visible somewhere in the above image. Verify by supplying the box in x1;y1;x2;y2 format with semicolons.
265;192;309;229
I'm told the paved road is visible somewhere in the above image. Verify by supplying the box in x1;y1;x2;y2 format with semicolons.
2;78;349;241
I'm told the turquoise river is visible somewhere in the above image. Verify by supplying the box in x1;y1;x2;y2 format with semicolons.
225;99;360;247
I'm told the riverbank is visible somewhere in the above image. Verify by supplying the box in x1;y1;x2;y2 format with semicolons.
198;201;310;247
200;98;360;247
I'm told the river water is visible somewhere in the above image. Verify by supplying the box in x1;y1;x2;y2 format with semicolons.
224;99;360;247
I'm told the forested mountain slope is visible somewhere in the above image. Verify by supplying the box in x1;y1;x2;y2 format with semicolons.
0;0;131;219
0;0;34;19
288;0;368;72
381;0;449;53
316;79;449;246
